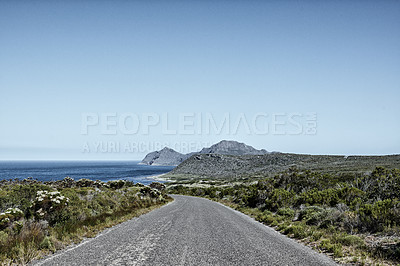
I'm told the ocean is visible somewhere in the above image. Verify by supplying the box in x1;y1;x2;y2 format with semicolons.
0;161;175;185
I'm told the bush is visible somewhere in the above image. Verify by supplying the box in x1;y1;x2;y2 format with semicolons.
277;222;290;232
338;234;364;247
76;179;95;187
297;186;365;207
284;224;308;239
298;206;344;229
30;190;69;225
108;180;128;189
341;211;360;233
242;187;266;208
256;211;276;225
310;230;323;241
40;236;55;252
354;167;400;201
277;207;295;218
149;182;166;191
319;239;343;257
0;208;24;230
358;199;400;232
0;184;50;213
298;206;325;224
265;189;295;211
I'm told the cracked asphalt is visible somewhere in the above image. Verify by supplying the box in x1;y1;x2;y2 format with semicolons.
32;195;337;266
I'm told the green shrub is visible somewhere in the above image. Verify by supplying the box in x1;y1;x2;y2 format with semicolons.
277;207;295;218
107;180;126;189
298;188;340;206
338;234;364;247
310;230;323;241
40;236;55;252
76;179;95;187
270;220;279;227
320;239;343;257
30;190;70;225
0;208;24;230
256;210;275;225
284;224;307;239
265;189;295;211
298;206;325;224
293;225;308;239
354;167;400;201
358;199;400;232
297;186;365;207
298;206;343;228
0;184;50;213
242;187;265;208
0;230;8;244
263;215;276;225
277;222;289;232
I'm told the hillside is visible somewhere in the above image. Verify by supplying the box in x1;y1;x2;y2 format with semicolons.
164;153;400;180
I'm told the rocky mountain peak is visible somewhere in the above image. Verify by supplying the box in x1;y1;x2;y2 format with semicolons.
140;140;270;166
199;140;269;156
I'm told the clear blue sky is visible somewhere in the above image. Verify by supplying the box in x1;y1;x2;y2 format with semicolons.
1;1;399;160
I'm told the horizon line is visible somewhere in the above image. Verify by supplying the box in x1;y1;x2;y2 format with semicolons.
0;152;399;161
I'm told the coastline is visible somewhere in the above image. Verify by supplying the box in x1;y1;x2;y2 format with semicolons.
145;173;173;182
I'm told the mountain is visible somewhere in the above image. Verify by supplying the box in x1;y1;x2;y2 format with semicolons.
140;140;269;166
139;147;189;166
198;140;269;156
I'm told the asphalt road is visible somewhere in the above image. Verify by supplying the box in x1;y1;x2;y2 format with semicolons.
33;195;337;266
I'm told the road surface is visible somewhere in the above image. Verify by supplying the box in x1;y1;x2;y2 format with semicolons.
33;195;337;266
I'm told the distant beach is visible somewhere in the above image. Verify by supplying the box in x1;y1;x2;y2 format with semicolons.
145;173;173;182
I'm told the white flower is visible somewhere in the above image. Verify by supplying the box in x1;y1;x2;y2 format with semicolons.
6;208;23;215
36;208;45;216
37;190;47;196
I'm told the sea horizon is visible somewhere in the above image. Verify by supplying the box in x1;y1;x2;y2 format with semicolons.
0;160;174;184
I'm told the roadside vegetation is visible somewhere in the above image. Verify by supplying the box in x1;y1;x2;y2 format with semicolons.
168;166;400;265
0;178;170;265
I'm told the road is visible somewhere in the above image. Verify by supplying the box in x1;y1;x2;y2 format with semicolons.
33;195;337;266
